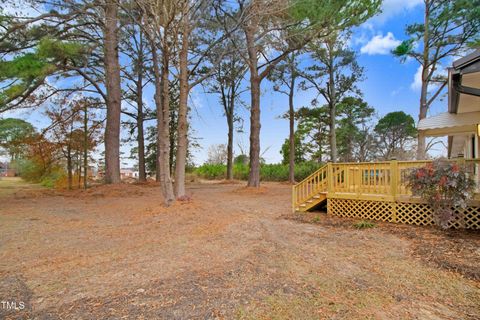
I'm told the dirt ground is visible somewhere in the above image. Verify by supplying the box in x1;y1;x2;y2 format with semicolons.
0;179;479;319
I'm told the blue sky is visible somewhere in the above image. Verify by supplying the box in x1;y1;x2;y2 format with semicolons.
2;0;453;166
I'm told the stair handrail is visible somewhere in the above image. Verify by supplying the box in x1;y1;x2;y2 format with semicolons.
293;164;328;210
295;163;328;185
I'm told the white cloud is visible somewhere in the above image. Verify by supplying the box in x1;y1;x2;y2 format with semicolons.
411;65;423;90
410;64;448;91
371;0;423;24
360;32;401;55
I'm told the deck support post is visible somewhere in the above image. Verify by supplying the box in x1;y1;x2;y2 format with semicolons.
327;162;334;215
390;158;399;222
292;185;296;213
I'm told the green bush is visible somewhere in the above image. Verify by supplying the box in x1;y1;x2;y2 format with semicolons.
40;168;66;188
260;164;288;181
194;162;323;182
194;163;226;179
233;163;249;180
15;159;44;182
15;159;66;188
353;220;376;229
294;162;323;180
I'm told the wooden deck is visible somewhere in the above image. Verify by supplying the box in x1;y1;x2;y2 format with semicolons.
293;159;480;229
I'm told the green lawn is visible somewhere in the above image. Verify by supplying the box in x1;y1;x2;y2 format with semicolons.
0;177;44;197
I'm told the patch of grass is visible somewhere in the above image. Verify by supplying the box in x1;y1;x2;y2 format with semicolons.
353;220;376;229
0;177;43;197
312;215;321;223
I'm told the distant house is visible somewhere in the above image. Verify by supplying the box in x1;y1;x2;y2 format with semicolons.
95;168;140;180
418;49;480;159
0;162;16;177
120;168;139;180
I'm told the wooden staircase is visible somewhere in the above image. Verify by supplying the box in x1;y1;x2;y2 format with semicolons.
296;192;327;212
293;164;329;212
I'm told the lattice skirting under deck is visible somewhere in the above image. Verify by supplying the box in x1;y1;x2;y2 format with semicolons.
327;198;480;229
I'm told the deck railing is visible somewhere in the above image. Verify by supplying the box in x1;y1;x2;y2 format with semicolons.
292;164;328;211
293;158;480;210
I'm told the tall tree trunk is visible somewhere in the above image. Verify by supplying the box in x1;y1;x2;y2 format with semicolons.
83;103;88;189
417;0;430;160
77;154;81;188
67;146;72;190
221;79;235;181
156;139;161;181
248;76;261;187
136;59;146;182
417;78;428;159
103;0;121;184
174;12;190;198
169;107;176;175
328;46;337;162
288;57;296;184
245;25;261;187
328;104;337;162
152;39;175;205
226;102;234;180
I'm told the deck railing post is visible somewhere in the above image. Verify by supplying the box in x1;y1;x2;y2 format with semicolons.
390;158;399;222
356;167;361;195
390;158;398;199
327;162;334;194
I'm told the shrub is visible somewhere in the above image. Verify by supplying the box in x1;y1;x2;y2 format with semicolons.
294;162;323;180
353;220;376;229
234;154;249;165
407;159;476;229
40;168;67;188
260;164;289;181
194;163;226;179
233;163;249;180
194;162;323;182
15;159;44;182
15;158;66;188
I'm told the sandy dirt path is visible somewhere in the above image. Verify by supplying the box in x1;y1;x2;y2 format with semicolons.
0;181;479;319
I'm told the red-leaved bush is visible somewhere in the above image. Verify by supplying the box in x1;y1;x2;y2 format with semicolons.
407;159;476;229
